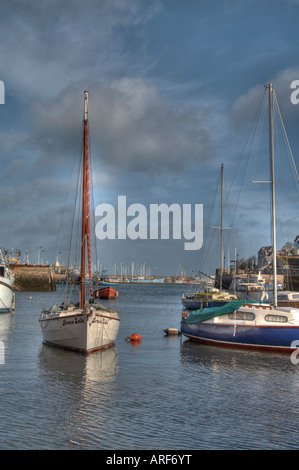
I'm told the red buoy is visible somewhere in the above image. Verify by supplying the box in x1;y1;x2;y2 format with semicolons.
128;333;143;342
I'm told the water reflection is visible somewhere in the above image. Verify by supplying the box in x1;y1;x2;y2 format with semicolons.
3;284;299;450
37;345;120;449
179;339;299;450
180;338;299;374
0;313;15;339
38;343;119;385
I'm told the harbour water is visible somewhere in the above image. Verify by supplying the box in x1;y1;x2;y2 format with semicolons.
0;283;299;450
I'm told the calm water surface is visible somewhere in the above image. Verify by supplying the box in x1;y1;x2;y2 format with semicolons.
0;283;299;450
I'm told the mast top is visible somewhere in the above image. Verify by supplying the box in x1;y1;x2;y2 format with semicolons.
84;90;89;122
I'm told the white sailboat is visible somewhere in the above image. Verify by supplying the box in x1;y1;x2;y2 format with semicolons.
39;91;120;353
0;250;15;314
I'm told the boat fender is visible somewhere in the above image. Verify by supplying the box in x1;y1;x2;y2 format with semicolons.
164;328;181;336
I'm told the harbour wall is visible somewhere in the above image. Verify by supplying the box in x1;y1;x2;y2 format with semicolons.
12;265;56;291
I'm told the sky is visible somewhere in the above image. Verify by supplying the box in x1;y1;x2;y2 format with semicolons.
0;0;299;277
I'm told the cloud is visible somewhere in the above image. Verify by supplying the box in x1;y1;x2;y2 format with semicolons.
0;75;216;262
230;67;299;128
0;0;162;100
26;78;213;177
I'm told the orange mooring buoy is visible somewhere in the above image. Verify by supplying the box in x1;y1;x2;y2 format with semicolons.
128;333;143;342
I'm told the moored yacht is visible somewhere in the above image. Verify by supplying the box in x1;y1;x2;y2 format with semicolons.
39;91;120;353
181;84;299;352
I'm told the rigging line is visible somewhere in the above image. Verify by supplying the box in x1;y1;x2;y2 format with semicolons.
224;88;268;251
196;168;221;273
223;87;267;211
276;117;298;196
0;297;13;315
75;167;83;270
250;93;268;184
89;107;122;278
272;99;297;266
52;120;84;266
203;168;224;269
221;177;234;263
271;113;282;245
210;93;268;267
88;129;114;278
87;125;99;285
68;128;84;269
200;219;218;273
273;89;299;184
64;126;84;305
273;93;299;201
266;99;286;256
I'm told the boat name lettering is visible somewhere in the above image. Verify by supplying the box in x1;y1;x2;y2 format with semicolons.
95;195;203;251
62;317;85;326
91;317;108;324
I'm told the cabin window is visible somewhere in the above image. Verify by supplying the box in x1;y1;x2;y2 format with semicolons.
228;311;255;321
265;314;288;323
0;267;4;277
278;295;288;301
292;294;299;300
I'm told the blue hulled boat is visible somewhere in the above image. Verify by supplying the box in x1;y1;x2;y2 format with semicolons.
181;300;299;352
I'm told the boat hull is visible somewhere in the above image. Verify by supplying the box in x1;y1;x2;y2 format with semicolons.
181;322;299;351
0;277;14;313
96;286;118;299
181;303;299;352
39;308;120;353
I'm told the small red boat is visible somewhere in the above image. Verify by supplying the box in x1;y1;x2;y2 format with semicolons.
95;286;118;299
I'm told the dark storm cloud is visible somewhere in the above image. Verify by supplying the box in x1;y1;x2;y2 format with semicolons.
27;79;213;176
0;0;162;99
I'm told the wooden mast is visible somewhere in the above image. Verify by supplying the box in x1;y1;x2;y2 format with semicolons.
85;93;94;300
80;91;90;308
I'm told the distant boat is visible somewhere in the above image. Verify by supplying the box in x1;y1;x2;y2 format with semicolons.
94;285;118;300
39;91;120;353
100;281;118;286
277;291;299;308
228;278;269;302
0;250;15;314
181;83;299;352
93;275;119;299
182;286;237;310
130;277;164;283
